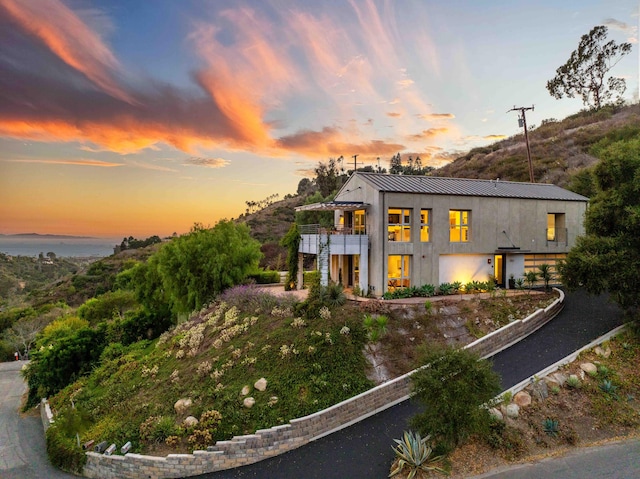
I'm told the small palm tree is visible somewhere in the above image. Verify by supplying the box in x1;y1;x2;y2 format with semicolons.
524;270;538;294
538;263;553;291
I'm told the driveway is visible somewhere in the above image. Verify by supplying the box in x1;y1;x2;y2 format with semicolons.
0;361;74;479
195;289;631;479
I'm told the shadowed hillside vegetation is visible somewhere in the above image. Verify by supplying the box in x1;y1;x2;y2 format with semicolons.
436;104;640;189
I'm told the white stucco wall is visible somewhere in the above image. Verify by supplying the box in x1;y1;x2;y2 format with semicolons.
438;254;494;284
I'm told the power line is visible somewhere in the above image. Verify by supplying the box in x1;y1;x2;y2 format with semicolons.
507;105;535;182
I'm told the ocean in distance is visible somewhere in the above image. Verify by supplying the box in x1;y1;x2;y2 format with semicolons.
0;236;119;258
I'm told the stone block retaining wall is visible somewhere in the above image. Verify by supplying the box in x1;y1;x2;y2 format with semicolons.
43;289;564;479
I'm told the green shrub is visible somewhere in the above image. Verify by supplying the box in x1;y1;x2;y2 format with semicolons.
410;345;502;450
303;271;319;287
566;376;581;389
46;425;87;473
437;283;453;295
416;284;436;297
247;270;280;284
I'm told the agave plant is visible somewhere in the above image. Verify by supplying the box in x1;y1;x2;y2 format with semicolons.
389;430;449;478
543;418;559;437
599;379;619;398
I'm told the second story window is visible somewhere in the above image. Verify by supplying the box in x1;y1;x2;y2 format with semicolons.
420;209;430;242
388;208;411;242
449;210;470;242
547;213;556;241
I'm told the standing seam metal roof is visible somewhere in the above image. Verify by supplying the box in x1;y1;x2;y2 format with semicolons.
350;172;588;201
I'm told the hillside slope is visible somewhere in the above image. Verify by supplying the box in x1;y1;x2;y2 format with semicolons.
436;104;640;187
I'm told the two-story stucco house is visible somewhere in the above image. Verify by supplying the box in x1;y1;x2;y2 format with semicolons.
295;172;588;296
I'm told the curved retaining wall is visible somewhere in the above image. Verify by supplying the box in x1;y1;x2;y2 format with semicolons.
65;289;564;479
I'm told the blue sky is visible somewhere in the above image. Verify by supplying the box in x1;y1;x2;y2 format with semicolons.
0;0;637;237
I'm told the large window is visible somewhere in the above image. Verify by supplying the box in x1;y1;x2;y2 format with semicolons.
547;213;566;243
388;208;411;242
388;255;410;289
449;210;470;242
420;209;430;242
354;210;366;234
547;214;556;241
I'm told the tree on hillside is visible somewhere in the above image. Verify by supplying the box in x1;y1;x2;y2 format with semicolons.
149;222;262;315
559;137;640;317
3;316;49;359
546;25;632;110
315;158;341;197
389;153;402;174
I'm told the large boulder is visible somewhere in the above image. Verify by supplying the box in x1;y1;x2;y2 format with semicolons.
183;416;199;427
241;385;251;396
243;397;256;408
174;398;192;416
532;380;548;400
489;407;503;422
580;362;597;375
549;372;567;386
514;391;532;407
594;346;611;358
254;378;268;392
504;403;520;418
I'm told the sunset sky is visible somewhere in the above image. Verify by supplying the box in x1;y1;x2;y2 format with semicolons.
0;0;637;238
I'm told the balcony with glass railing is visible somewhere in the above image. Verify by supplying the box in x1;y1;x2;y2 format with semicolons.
299;224;368;255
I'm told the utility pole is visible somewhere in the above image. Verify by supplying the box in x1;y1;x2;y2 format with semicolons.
350;154;359;172
508;105;535;182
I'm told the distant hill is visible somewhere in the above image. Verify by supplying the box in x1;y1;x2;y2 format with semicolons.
0;233;96;239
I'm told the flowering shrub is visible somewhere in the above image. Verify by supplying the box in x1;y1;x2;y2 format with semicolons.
291;317;306;328
170;369;180;383
319;306;331;320
141;364;159;378
224;306;240;326
197;361;212;376
241;356;257;366
271;306;293;318
279;344;292;359
340;326;350;335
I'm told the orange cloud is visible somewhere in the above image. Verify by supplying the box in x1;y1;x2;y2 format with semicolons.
277;127;404;158
484;134;507;140
407;128;449;141
0;1;451;165
4;158;123;167
387;112;402;118
0;0;132;103
417;113;456;120
184;157;230;169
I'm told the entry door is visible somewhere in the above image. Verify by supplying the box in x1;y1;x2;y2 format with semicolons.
494;254;505;287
